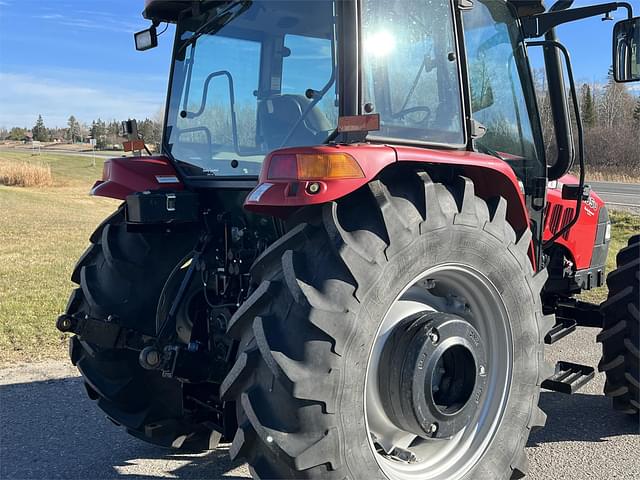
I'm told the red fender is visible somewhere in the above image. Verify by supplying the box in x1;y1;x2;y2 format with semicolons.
245;144;530;236
90;156;183;200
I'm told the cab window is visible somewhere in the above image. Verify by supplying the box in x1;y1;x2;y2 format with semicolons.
361;0;465;146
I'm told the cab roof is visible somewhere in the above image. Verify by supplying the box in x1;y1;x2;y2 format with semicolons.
142;0;547;24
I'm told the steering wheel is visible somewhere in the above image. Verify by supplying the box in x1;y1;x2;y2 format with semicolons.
390;106;432;126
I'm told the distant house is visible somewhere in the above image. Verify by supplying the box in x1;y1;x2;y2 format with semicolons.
22;132;33;143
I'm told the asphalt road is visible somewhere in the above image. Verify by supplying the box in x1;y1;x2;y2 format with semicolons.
590;181;640;209
1;327;639;480
0;146;120;159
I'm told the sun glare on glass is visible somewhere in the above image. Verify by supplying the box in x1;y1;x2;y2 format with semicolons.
365;30;396;57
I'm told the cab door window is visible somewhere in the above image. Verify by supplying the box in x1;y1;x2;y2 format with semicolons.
463;0;543;167
361;0;465;146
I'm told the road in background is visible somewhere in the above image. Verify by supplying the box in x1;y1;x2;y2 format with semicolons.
2;327;639;480
590;181;640;209
0;146;120;159
2;148;638;209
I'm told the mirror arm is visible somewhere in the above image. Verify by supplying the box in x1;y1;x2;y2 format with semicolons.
522;2;633;38
542;28;574;180
527;40;585;249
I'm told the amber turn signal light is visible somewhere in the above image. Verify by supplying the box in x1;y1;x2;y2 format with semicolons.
267;153;364;181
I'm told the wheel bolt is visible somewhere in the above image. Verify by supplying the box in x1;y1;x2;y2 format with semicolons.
428;423;438;435
428;330;439;344
479;365;487;376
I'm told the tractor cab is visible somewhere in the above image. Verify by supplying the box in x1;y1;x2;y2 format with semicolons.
142;0;547;188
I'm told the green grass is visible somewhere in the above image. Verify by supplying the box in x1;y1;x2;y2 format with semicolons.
579;211;640;304
0;151;118;365
0;149;638;365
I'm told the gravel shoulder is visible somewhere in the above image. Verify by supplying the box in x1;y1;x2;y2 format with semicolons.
1;329;639;479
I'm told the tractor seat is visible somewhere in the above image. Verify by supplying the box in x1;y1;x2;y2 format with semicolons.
257;94;332;150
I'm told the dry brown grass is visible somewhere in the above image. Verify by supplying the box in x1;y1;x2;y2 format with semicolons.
0;161;53;187
585;170;640;183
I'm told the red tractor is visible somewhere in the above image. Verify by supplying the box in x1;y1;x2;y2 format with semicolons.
57;1;639;478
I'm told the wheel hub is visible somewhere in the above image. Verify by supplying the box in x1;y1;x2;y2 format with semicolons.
378;312;487;439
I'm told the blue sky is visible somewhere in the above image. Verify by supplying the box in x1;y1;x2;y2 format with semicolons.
0;0;638;129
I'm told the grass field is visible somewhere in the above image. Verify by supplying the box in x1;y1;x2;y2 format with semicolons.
0;150;638;366
0;151;118;365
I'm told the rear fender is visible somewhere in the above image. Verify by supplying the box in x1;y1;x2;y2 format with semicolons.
245;145;530;233
90;156;183;200
245;144;532;265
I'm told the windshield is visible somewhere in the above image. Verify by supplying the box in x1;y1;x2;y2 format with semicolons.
165;0;338;177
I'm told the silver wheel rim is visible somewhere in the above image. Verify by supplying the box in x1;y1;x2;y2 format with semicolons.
364;263;513;480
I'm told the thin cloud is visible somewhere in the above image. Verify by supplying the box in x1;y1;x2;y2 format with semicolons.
0;72;162;128
36;14;64;20
34;10;142;34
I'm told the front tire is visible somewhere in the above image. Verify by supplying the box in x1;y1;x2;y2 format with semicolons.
221;168;553;479
598;235;639;415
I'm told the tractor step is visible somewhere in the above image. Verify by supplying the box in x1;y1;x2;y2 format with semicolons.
544;318;577;344
542;361;595;394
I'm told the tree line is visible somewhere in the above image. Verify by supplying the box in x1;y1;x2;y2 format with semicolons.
536;71;640;176
1;114;164;151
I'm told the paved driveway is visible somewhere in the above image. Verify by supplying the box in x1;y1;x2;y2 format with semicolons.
1;328;639;479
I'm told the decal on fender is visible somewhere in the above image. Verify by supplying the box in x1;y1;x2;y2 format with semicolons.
583;196;597;216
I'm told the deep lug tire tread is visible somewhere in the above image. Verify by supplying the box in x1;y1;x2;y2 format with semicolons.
64;207;211;450
223;168;551;479
598;235;640;415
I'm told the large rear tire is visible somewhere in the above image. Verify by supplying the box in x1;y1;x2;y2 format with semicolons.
221;168;553;479
64;207;218;450
598;235;639;415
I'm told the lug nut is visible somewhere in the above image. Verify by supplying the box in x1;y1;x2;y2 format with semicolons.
428;329;439;344
427;423;438;435
479;365;487;376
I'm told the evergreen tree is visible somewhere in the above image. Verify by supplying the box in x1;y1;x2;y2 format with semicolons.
580;84;596;128
67;115;80;143
90;118;108;148
32;115;48;142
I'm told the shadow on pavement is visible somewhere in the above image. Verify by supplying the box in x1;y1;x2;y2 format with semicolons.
3;375;639;479
528;391;639;446
0;376;247;479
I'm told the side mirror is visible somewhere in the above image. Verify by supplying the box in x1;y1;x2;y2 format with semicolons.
135;26;158;52
120;119;138;138
613;17;640;82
